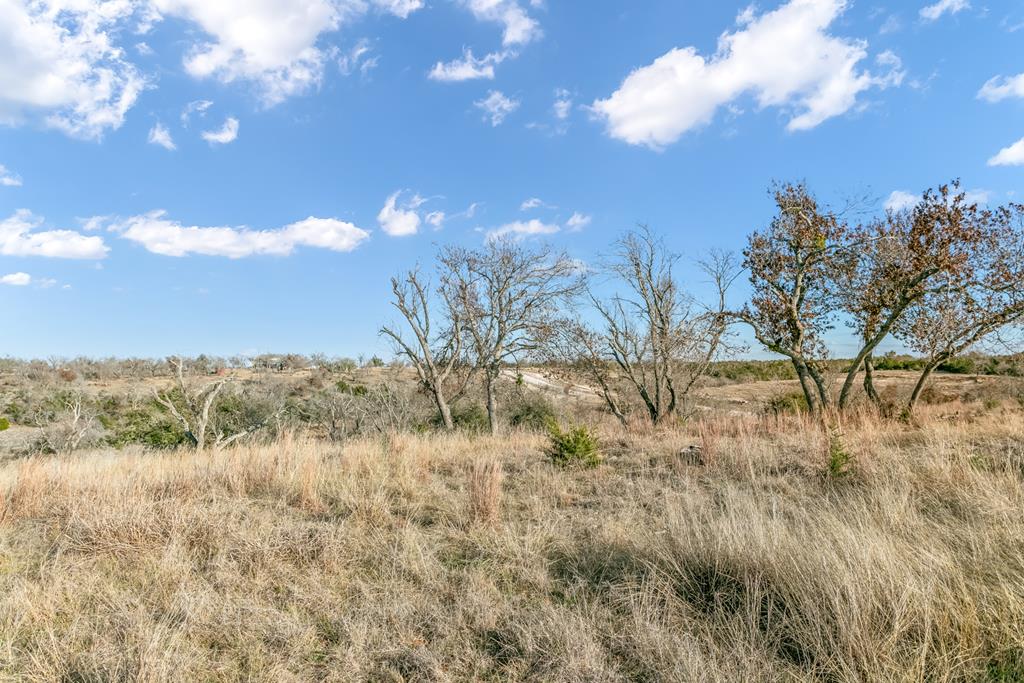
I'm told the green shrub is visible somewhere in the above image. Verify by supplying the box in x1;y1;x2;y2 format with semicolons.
546;422;601;469
938;357;975;374
431;403;490;432
825;431;854;479
0;417;9;431
336;379;368;396
510;396;558;430
104;408;186;449
765;392;808;415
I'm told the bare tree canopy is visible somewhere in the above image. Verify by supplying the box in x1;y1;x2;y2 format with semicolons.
380;268;470;430
578;228;738;425
440;238;582;434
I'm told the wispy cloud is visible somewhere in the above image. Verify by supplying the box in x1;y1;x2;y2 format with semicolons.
475;90;520;126
147;122;176;150
201;117;239;145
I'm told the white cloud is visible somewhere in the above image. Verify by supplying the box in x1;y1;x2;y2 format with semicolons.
0;164;22;187
462;0;541;46
566;212;591;231
201;116;239;145
988;138;1024;167
919;0;970;21
886;187;991;210
0;0;147;139
486;218;559;241
425;210;445;228
978;73;1024;103
592;0;902;149
147;122;176;150
1;272;31;286
180;99;213;125
338;39;377;77
373;0;423;19
377;191;422;236
520;197;545;210
553;88;572;120
428;48;506;82
151;0;340;105
0;209;109;259
475;90;519;126
884;190;918;212
152;0;420;106
110;210;370;257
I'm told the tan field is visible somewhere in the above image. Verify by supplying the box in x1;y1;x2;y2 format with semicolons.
2;396;1023;681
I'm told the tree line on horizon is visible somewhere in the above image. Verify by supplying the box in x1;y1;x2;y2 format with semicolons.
382;180;1024;432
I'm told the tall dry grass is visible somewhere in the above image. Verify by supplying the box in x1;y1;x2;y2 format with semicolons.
1;408;1023;681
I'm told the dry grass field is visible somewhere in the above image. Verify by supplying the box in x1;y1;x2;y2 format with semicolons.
2;400;1024;681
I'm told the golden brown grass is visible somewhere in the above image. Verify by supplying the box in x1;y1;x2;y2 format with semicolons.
1;408;1024;681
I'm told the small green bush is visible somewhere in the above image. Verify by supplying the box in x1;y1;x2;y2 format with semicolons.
510;397;558;430
825;431;854;479
429;403;490;432
104;408;186;449
546;422;601;469
0;417;9;431
765;392;808;415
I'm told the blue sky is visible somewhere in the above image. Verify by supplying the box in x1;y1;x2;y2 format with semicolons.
2;0;1023;359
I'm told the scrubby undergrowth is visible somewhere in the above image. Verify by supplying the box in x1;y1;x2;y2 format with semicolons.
1;410;1023;682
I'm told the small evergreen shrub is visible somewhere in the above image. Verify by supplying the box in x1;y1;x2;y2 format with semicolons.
0;417;9;431
825;430;854;479
546;422;601;469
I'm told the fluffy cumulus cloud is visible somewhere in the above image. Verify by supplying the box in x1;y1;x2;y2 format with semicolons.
978;74;1024;103
0;209;109;259
377;191;423;236
0;164;22;187
919;0;969;21
109;210;370;257
0;0;147;139
462;0;541;46
201;117;239;144
592;0;903;149
475;90;519;126
147;122;176;150
1;272;32;286
150;0;421;105
0;0;425;136
988;138;1024;167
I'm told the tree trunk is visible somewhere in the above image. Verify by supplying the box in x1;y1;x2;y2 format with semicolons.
907;359;942;415
793;359;820;415
863;355;880;405
485;370;499;435
806;362;832;412
434;391;454;431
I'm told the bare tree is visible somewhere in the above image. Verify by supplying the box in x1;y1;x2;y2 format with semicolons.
440;238;582;434
838;182;989;409
587;229;737;425
735;183;853;414
154;357;282;451
896;202;1024;413
547;317;630;426
380;269;469;430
